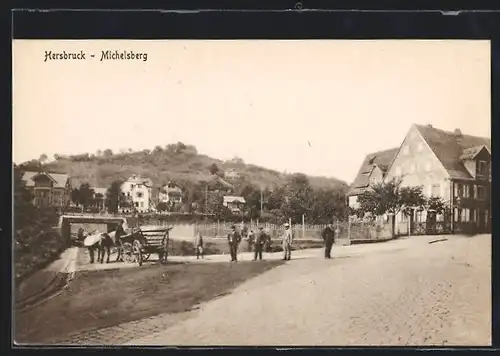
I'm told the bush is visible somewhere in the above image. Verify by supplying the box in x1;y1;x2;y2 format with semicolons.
14;208;69;284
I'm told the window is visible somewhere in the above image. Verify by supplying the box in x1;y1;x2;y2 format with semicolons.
477;185;485;200
136;192;143;198
463;184;470;198
454;208;461;222
454;183;463;197
461;208;470;222
134;202;139;207
431;184;440;197
140;202;144;208
127;192;131;197
478;160;488;174
130;184;135;189
410;163;416;173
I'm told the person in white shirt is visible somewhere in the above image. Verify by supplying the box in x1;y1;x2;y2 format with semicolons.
282;223;294;260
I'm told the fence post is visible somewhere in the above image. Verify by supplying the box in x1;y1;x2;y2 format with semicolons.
347;218;351;245
302;214;305;239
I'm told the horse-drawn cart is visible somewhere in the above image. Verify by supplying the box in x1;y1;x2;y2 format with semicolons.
120;226;173;266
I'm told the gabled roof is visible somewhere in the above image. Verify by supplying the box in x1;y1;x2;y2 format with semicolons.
459;145;490;161
92;187;107;196
21;171;70;188
414;124;491;179
223;196;246;204
348;148;399;196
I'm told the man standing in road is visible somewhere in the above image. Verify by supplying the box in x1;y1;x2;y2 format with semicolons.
282;223;294;260
228;225;242;262
114;220;127;262
322;223;336;259
195;232;204;259
254;226;269;261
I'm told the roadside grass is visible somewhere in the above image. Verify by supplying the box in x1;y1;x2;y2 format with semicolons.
14;259;284;344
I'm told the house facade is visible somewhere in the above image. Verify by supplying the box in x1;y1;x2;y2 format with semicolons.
120;175;153;212
223;196;246;214
91;187;108;211
347;148;399;210
21;171;72;208
349;124;491;234
159;182;183;204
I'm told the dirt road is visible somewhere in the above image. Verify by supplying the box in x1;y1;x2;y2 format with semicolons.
127;234;491;346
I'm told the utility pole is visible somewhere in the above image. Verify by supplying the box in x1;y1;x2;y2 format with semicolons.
260;187;263;217
205;184;208;215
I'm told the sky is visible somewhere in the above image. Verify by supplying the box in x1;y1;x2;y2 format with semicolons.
12;40;491;183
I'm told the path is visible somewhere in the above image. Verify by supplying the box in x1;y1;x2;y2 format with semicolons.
124;234;491;346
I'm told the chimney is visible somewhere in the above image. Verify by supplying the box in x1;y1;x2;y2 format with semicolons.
454;128;462;136
427;124;433;128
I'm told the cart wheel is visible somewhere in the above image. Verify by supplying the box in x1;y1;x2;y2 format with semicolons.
133;240;143;267
122;242;135;263
143;253;151;261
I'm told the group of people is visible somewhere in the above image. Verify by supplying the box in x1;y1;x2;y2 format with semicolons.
80;219;339;264
201;222;337;262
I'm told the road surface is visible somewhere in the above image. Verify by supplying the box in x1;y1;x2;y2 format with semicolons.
123;234;491;346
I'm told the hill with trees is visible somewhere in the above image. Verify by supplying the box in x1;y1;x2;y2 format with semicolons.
19;142;349;223
21;142;347;191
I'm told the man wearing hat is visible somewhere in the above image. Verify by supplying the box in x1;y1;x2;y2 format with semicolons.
254;226;269;261
282;222;294;260
322;223;336;259
227;225;242;262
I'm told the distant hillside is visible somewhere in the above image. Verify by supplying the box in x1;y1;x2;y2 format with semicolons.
24;143;348;192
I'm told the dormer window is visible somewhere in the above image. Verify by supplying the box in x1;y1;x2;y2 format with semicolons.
478;160;488;175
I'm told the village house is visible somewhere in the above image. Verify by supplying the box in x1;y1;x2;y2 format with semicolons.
21;171;72;208
223;195;246;214
347;147;399;210
120;175;153;212
91;187;107;211
348;124;491;234
159;182;183;205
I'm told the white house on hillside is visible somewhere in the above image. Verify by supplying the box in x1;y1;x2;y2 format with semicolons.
121;175;153;212
159;182;183;204
223;195;246;214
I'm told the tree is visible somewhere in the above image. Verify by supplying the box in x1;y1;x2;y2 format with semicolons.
426;196;446;215
241;184;262;219
357;178;426;219
156;201;168;213
13;165;34;212
19;159;42;172
106;180;123;214
39;154;48;164
209;163;220;176
71;188;80;206
103;149;113;157
310;188;347;224
282;173;314;223
77;183;95;209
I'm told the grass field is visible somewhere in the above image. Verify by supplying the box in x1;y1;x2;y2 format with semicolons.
14;259;284;344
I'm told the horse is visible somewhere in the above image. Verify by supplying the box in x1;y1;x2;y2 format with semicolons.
85;231;123;264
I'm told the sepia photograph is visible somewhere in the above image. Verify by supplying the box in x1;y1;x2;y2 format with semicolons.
12;39;491;346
